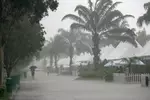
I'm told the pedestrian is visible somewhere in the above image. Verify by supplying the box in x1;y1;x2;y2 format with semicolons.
145;76;149;87
24;71;27;78
30;65;37;79
47;66;51;76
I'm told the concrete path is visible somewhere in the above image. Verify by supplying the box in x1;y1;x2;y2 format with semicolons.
15;71;150;100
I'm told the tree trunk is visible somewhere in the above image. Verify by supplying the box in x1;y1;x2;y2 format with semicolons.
50;54;53;72
43;57;47;67
0;47;3;86
50;54;53;67
54;54;58;73
92;33;100;70
69;45;73;75
128;62;132;73
6;67;12;78
69;54;73;75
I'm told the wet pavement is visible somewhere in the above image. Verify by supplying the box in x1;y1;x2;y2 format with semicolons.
15;71;150;100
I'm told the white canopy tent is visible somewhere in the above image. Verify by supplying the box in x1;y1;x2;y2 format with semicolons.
100;45;115;60
58;57;70;66
119;41;142;58
137;41;150;57
75;53;93;63
107;42;131;60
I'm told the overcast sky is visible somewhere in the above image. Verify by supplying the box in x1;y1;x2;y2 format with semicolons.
40;0;150;40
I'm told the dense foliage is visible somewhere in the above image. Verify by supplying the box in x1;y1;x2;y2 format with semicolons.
4;17;46;77
137;2;150;27
62;0;137;70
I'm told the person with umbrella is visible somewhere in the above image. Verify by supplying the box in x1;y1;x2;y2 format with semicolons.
30;65;37;79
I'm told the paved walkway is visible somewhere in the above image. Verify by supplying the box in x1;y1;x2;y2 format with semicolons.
15;71;150;100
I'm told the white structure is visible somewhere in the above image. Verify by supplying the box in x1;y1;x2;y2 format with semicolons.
58;57;70;66
75;53;93;63
113;73;150;84
107;42;131;60
100;45;115;60
107;41;142;60
119;41;142;58
137;41;150;57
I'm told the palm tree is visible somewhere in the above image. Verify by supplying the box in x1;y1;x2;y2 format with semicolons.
50;35;68;73
40;35;68;73
39;40;54;70
58;28;92;74
62;0;137;70
137;2;150;27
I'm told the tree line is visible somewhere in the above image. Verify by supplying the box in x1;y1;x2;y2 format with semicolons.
40;0;150;74
0;0;59;85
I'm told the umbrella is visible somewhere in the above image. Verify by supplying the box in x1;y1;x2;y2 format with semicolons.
30;65;37;70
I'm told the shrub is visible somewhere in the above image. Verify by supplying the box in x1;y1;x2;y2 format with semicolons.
78;63;117;80
78;64;105;79
0;86;5;97
104;68;116;82
0;86;7;99
104;72;113;82
78;70;96;78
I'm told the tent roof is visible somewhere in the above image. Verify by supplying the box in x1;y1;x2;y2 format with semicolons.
75;53;92;62
107;42;130;60
138;41;150;57
119;41;142;58
100;45;115;60
58;57;70;66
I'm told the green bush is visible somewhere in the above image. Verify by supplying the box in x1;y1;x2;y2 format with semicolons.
104;68;116;82
0;86;6;98
78;64;105;79
78;63;117;80
104;73;113;82
78;70;96;78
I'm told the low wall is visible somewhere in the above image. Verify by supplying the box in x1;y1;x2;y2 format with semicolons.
113;73;126;83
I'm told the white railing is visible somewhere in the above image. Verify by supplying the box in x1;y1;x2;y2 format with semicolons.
113;73;150;84
125;73;142;84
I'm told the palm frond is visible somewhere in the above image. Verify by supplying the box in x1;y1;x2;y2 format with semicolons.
101;27;136;40
62;14;85;24
75;5;91;15
119;20;130;28
58;28;69;34
78;10;90;22
106;35;137;47
112;15;134;24
144;2;150;10
107;2;122;12
96;0;112;14
91;11;99;25
97;10;123;29
75;40;92;54
88;0;93;11
70;23;91;32
60;36;70;45
106;27;128;34
137;2;150;27
137;15;145;27
100;2;122;18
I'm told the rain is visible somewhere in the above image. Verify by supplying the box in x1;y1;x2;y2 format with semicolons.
0;0;150;100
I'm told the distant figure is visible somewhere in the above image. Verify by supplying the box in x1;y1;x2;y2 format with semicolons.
47;66;51;75
24;71;27;78
145;76;149;87
30;65;37;79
